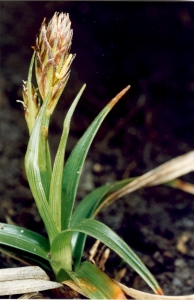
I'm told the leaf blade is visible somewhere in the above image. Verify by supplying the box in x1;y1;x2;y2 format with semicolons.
0;223;50;261
25;92;58;241
25;52;52;200
49;84;86;230
61;86;130;230
71;178;134;269
71;178;134;227
62;261;126;299
0;279;62;296
51;219;163;295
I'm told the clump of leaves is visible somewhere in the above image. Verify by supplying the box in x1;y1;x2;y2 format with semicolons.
2;11;194;299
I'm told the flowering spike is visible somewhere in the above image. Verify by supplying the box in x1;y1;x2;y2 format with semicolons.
34;12;75;115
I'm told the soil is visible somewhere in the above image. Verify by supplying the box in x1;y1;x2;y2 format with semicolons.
1;1;194;298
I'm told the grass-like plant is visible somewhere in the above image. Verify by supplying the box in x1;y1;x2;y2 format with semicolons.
3;11;194;298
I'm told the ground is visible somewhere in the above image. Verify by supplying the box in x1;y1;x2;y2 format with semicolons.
1;2;194;298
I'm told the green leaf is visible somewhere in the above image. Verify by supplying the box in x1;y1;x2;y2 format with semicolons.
50;231;73;275
51;219;163;295
71;178;133;269
61;261;126;299
61;86;130;231
72;178;134;227
25;92;58;242
38;117;52;201
25;52;52;198
0;245;52;271
0;223;50;261
49;84;86;231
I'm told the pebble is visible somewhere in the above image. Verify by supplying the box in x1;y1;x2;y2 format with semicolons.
172;277;182;288
174;258;186;268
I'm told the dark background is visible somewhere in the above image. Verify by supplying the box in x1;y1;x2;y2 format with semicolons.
1;1;194;297
2;2;194;158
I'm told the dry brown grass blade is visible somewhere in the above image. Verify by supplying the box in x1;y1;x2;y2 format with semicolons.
18;292;44;299
0;279;63;296
0;266;49;281
167;179;194;195
95;151;194;214
116;282;194;300
0;266;63;296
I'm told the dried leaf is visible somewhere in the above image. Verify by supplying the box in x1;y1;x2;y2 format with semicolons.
115;281;194;300
0;266;62;296
0;279;63;296
18;292;45;299
96;151;194;213
0;266;49;281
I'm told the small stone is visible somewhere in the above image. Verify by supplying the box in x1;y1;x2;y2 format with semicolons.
93;163;103;172
174;258;186;268
179;267;191;280
172;277;182;288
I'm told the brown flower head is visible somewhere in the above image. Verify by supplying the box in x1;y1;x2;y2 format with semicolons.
34;12;75;115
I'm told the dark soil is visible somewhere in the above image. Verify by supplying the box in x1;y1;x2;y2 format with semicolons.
1;1;194;298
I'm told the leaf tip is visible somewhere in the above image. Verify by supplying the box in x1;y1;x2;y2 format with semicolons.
109;85;131;109
155;286;164;295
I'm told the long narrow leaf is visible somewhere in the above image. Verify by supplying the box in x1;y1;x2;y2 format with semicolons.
71;178;134;270
61;86;130;230
25;92;58;241
72;178;134;227
0;223;50;261
51;219;163;295
38;125;52;201
62;261;126;299
49;84;86;231
96;151;194;214
0;245;52;271
71;152;194;268
26;53;52;200
38;106;52;202
114;282;194;300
